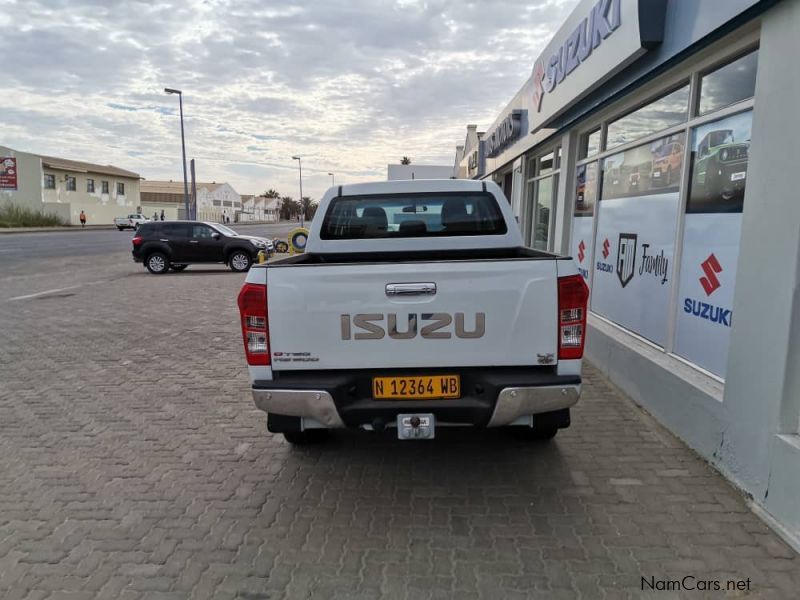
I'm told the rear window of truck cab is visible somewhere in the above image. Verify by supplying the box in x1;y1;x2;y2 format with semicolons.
320;192;507;240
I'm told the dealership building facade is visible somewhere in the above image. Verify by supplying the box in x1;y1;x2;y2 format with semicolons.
452;0;800;544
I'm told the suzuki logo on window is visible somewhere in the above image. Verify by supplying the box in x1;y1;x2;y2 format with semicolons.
616;233;637;288
699;253;723;296
683;254;732;327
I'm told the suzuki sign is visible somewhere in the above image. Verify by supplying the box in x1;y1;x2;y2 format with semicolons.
529;0;666;134
484;110;524;158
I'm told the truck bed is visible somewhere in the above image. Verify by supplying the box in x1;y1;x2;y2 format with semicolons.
266;245;561;266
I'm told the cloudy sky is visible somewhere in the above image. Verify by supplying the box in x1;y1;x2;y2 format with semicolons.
0;0;577;200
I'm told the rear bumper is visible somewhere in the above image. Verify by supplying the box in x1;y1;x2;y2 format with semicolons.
251;367;580;428
253;389;346;428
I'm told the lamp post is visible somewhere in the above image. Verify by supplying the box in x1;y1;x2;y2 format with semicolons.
292;156;303;226
328;172;335;186
164;88;190;219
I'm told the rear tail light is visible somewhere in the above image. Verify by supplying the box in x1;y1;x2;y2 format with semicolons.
237;283;270;366
132;235;143;247
557;274;589;360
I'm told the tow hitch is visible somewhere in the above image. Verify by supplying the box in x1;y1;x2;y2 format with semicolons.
397;413;435;440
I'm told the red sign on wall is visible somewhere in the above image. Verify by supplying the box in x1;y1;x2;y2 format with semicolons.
0;157;18;190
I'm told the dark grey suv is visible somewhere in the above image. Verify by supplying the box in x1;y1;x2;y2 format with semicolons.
132;221;272;274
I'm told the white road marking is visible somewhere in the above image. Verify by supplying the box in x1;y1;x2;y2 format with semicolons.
7;286;81;301
4;278;115;302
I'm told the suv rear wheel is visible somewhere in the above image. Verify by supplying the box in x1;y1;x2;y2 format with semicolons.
146;252;170;274
229;250;252;272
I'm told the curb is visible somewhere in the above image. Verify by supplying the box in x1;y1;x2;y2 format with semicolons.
0;221;292;234
0;225;117;234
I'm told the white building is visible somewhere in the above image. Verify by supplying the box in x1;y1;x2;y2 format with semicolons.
238;194;281;222
452;125;485;182
262;196;281;222
140;180;242;222
387;164;454;181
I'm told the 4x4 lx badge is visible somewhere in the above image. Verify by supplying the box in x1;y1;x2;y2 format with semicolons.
616;233;638;288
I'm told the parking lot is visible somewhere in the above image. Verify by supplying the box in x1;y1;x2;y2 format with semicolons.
1;235;799;599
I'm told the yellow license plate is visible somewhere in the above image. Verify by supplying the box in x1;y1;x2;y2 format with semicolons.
372;375;460;400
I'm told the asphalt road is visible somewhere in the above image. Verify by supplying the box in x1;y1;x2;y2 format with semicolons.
0;222;298;266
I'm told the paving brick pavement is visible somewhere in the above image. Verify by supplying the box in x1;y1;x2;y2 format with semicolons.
0;255;798;599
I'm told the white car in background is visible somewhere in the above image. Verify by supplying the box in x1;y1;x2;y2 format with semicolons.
114;213;149;231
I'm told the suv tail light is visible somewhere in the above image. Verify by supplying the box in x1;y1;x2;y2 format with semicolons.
237;283;270;366
132;235;143;247
557;274;589;360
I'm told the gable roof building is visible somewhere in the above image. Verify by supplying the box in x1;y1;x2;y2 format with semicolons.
1;144;141;225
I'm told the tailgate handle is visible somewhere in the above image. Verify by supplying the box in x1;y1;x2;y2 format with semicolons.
386;282;437;296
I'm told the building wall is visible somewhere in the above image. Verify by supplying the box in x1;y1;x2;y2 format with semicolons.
720;0;800;540
42;168;140;225
241;200;280;223
240;199;256;221
585;0;800;546
197;183;240;222
387;164;453;180
0;146;45;214
140;201;180;221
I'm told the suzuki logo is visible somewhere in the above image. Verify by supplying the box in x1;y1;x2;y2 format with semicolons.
616;233;637;288
699;253;723;296
602;238;610;259
577;240;586;263
532;59;546;112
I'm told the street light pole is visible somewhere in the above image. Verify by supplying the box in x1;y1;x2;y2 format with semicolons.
328;172;334;186
292;156;303;226
164;88;189;219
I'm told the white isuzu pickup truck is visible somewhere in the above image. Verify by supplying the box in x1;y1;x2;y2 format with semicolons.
238;179;589;444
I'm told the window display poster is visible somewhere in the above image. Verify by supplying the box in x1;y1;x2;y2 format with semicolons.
571;162;599;283
574;162;598;217
1;157;17;190
591;192;679;346
591;134;684;347
673;214;742;377
571;215;594;283
674;111;751;378
687;111;752;214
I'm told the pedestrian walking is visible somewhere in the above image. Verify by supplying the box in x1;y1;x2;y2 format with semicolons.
153;211;158;221
79;210;86;227
160;209;165;221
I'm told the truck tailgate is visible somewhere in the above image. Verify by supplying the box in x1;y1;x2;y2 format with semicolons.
267;260;558;370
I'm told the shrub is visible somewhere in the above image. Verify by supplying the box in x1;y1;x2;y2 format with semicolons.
0;202;66;227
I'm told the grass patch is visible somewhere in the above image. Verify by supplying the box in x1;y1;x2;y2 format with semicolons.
0;202;66;227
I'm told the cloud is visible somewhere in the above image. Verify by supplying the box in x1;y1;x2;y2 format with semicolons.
0;0;578;200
